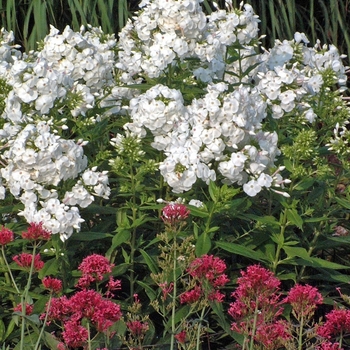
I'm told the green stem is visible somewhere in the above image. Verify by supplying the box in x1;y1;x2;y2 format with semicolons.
20;244;38;350
298;314;304;350
34;294;53;350
272;209;288;274
249;299;259;350
297;229;321;281
129;163;137;298
196;307;206;350
170;235;177;350
87;322;92;350
1;246;20;295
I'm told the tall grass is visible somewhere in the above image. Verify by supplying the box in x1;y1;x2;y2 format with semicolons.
0;0;349;63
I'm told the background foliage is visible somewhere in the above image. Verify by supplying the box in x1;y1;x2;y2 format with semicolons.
0;0;349;65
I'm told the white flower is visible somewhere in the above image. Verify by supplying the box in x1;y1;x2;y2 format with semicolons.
243;179;262;196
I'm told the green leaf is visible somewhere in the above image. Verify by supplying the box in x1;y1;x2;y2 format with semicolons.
195;232;211;256
208;180;219;202
294;178;315;190
296;257;350;270
188;205;209;218
286;208;303;229
111;229;131;249
4;318;15;340
241;214;280;228
215;241;268;262
69;232;113;241
140;249;159;274
165;305;190;330
335;197;350;210
0;319;5;342
38;258;59;279
283;246;310;259
42;331;61;349
137;281;157;301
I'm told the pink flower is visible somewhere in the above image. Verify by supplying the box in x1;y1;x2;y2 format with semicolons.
43;296;70;322
76;254;114;288
161;203;190;226
228;265;283;337
105;276;122;298
42;277;62;293
159;282;174;301
180;285;202;304
126;320;149;336
0;227;14;246
22;222;51;241
45;289;122;333
175;330;187;344
14;303;34;315
187;254;229;287
62;320;89;348
13;253;44;271
317;309;350;339
254;320;291;350
208;290;225;302
285;284;323;319
316;341;343;350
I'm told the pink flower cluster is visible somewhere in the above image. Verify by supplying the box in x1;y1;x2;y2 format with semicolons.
228;264;349;349
22;222;51;241
44;289;122;348
0;227;14;246
228;265;288;349
76;254;121;293
180;255;229;304
13;253;44;271
161;203;190;226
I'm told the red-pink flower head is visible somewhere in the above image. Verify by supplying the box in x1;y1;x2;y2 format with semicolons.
62;320;89;348
14;303;34;316
316;342;343;350
42;276;62;294
161;203;190;226
13;253;44;271
126;320;149;336
254;320;291;350
0;227;14;246
231;264;280;301
175;330;187;344
22;222;51;241
105;276;122;298
228;265;282;326
187;254;229;288
317;309;350;339
76;254;114;288
180;285;202;304
285;284;323;319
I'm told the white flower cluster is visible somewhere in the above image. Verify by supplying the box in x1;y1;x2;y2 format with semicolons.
0;0;348;235
116;0;348;196
0;27;114;240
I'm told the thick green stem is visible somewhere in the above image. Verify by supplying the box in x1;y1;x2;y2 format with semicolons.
34;294;52;350
20;244;38;350
249;299;259;350
298;229;321;281
129;163;137;298
196;307;206;350
170;237;177;350
1;246;20;296
272;209;288;274
298;314;304;350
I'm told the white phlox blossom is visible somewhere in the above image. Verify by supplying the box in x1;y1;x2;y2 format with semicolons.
256;34;348;123
0;27;114;240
